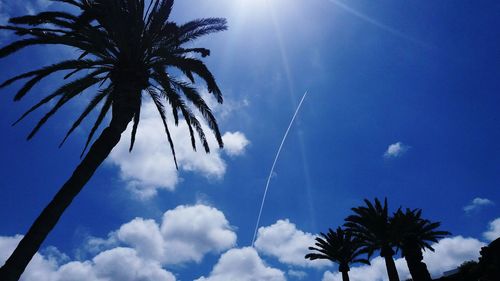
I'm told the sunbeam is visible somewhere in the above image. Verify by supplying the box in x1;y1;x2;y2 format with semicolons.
328;0;431;49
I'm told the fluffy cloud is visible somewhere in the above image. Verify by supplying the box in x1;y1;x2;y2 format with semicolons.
201;90;250;120
1;204;237;280
483;218;500;242
89;247;175;281
159;204;237;264
463;197;494;214
422;236;484;276
254;219;330;268
288;269;308;279
195;247;285;281
108;101;249;199
322;236;485;281
323;256;409;281
111;204;237;265
383;142;409;158
0;237;175;281
222;131;250;157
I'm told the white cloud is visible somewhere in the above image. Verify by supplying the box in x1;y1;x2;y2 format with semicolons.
483;218;500;242
159;204;237;264
322;256;409;281
322;236;485;281
0;237;175;281
116;218;165;261
463;197;494;214
422;236;484;276
195;247;285;281
222;131;250;157
254;219;330;268
1;204;238;280
90;247;175;281
108;101;248;199
201;90;250;120
288;269;308;279
98;204;237;265
383;142;409;158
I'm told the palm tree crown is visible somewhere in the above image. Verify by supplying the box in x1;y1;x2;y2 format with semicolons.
391;208;450;281
0;0;226;166
344;198;395;257
344;197;401;281
0;1;226;280
391;208;450;256
306;227;369;281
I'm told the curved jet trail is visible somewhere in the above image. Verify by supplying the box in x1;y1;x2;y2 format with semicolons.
251;91;308;247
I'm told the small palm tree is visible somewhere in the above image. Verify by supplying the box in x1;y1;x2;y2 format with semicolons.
0;1;226;280
344;198;401;281
305;227;370;281
391;208;450;281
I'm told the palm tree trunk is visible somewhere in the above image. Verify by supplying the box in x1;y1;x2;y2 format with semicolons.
0;105;134;281
403;246;432;281
383;254;401;281
341;270;350;281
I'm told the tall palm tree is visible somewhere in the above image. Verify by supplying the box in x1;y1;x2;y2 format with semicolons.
344;198;401;281
391;208;450;281
305;227;370;281
0;1;226;280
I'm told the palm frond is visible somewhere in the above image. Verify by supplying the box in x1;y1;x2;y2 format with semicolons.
81;92;112;158
178;18;227;44
148;88;178;169
59;88;110;147
13;71;103;128
26;75;103;139
171;80;223;148
129;98;142;152
160;57;223;103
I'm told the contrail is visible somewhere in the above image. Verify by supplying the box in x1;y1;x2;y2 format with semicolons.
251;91;308;247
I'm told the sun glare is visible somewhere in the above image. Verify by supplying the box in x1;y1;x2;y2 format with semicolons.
235;0;275;12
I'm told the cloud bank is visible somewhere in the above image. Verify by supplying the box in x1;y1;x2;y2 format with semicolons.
2;210;497;281
0;204;236;281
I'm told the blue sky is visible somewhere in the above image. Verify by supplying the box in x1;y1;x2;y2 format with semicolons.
0;0;499;280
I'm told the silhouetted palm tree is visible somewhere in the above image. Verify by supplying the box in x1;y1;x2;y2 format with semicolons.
0;1;226;280
306;227;370;281
344;198;401;281
391;208;450;281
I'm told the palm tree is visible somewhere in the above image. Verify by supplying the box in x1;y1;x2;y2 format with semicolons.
306;227;370;281
391;208;450;281
344;198;401;281
0;1;226;280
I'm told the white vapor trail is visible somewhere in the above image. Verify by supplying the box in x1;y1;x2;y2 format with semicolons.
251;91;308;246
